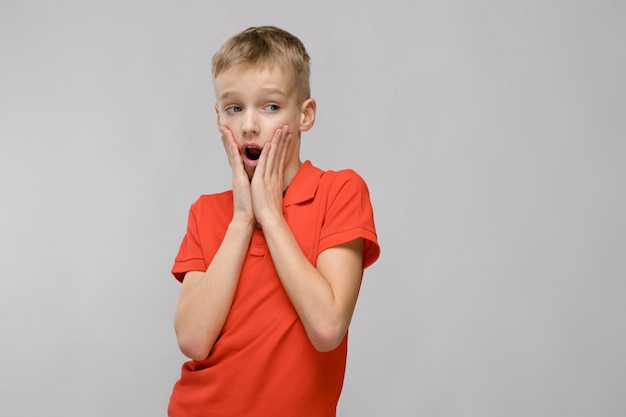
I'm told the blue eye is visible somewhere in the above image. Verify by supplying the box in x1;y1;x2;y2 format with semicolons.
225;105;241;114
265;104;280;112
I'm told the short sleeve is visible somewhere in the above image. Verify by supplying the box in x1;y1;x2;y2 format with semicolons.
171;203;207;282
318;170;380;269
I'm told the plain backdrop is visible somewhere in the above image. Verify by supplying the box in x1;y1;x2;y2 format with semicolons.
1;1;625;416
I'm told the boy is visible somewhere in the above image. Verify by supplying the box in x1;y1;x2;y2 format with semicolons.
168;26;380;416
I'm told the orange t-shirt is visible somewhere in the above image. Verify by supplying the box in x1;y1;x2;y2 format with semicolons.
169;161;380;417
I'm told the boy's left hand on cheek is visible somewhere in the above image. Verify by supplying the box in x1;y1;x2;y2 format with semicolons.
250;125;292;226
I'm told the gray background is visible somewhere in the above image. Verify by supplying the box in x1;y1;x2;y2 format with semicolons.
1;1;624;416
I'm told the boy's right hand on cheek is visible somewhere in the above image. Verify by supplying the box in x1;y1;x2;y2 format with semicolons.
220;127;254;223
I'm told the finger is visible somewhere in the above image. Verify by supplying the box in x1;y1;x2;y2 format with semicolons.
253;141;270;181
221;128;242;167
277;131;292;179
273;126;291;180
255;126;281;182
222;128;236;153
263;127;283;178
275;125;290;162
265;125;289;180
220;127;232;154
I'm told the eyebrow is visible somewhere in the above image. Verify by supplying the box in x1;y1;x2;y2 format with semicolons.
218;87;287;101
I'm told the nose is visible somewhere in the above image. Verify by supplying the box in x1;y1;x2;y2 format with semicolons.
241;111;259;137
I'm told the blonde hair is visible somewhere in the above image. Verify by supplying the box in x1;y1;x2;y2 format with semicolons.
211;26;311;102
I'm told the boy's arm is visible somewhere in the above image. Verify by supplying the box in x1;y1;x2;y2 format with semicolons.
251;127;365;352
173;219;254;361
173;129;256;361
262;218;364;352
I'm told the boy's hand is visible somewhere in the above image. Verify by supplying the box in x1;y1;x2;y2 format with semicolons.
221;127;254;225
251;125;292;227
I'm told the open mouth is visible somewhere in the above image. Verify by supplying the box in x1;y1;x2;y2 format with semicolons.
245;145;262;161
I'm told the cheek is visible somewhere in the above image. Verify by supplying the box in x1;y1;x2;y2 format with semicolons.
217;117;237;134
216;111;228;126
268;115;297;134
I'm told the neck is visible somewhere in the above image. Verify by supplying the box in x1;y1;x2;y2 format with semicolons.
283;159;303;188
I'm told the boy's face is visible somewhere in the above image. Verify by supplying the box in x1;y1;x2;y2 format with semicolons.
214;65;314;180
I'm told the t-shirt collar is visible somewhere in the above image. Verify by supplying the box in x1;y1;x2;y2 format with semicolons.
283;160;323;207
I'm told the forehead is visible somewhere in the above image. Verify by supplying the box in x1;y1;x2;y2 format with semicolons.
214;64;295;98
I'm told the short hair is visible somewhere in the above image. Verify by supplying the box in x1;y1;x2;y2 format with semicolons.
211;26;311;102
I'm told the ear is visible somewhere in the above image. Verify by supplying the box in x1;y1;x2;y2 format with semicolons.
299;98;316;132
